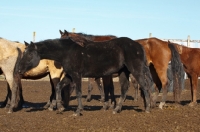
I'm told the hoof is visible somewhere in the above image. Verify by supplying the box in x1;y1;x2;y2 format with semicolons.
112;110;117;114
85;98;91;102
73;113;82;116
158;102;165;109
145;110;150;113
7;110;13;114
43;104;50;109
102;102;109;110
48;107;54;111
99;98;105;103
58;107;65;112
113;106;121;114
189;102;197;107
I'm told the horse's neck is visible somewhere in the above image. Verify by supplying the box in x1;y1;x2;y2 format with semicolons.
37;43;63;63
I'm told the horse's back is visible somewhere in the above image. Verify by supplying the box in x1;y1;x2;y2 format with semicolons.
136;37;171;65
177;45;200;75
0;38;25;62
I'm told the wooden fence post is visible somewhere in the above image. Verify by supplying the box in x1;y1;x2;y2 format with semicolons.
33;32;36;42
187;35;190;47
72;28;75;33
149;33;152;38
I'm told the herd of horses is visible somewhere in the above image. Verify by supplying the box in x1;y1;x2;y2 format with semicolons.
0;29;199;116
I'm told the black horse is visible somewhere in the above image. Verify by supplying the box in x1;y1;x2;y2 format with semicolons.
18;37;153;116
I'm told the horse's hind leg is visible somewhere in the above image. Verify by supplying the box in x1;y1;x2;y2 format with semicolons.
1;83;11;108
130;75;139;101
102;76;116;110
95;78;105;102
155;69;168;109
113;69;129;114
86;78;94;102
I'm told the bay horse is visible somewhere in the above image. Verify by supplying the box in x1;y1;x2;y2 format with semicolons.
0;38;69;112
135;38;184;108
18;37;153;116
60;29;117;103
172;42;200;106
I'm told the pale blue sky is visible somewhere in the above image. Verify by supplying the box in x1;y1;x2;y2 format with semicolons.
1;1;200;43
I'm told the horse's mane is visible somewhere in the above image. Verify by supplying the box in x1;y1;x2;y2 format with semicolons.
37;38;83;48
75;32;117;40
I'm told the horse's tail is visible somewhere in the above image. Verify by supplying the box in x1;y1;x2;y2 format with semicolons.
14;48;22;75
142;48;154;91
168;43;184;103
13;47;24;108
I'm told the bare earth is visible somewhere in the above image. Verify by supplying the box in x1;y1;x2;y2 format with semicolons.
0;79;200;132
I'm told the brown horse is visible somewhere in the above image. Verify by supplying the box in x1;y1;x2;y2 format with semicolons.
135;38;184;108
172;43;200;106
59;30;117;103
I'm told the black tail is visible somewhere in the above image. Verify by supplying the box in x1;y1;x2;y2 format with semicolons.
168;43;184;103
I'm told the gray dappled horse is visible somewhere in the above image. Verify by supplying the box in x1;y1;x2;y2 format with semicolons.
0;38;68;113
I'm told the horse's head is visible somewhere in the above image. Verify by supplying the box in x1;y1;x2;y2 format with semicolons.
18;41;40;74
59;29;87;47
59;29;70;39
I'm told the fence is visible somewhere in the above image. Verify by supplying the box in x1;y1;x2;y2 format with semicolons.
149;33;200;48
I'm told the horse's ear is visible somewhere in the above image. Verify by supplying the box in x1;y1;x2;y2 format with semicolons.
30;41;37;50
168;40;171;43
64;30;69;35
59;30;63;35
24;41;29;46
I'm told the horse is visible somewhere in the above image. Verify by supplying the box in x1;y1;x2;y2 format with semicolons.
60;29;117;103
135;38;184;108
18;37;153;116
0;38;69;112
172;42;200;106
0;38;24;113
60;30;143;105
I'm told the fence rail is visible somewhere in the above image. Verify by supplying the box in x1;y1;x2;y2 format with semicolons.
149;33;200;47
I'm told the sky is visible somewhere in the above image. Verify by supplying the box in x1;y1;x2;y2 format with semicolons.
1;1;200;43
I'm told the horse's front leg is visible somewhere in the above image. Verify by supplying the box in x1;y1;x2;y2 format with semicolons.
113;71;129;114
55;76;71;112
73;76;83;116
45;74;60;110
189;75;198;106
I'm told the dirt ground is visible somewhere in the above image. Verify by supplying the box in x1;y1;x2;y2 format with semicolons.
0;78;200;132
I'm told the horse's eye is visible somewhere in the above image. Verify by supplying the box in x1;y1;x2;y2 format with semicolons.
28;53;33;58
